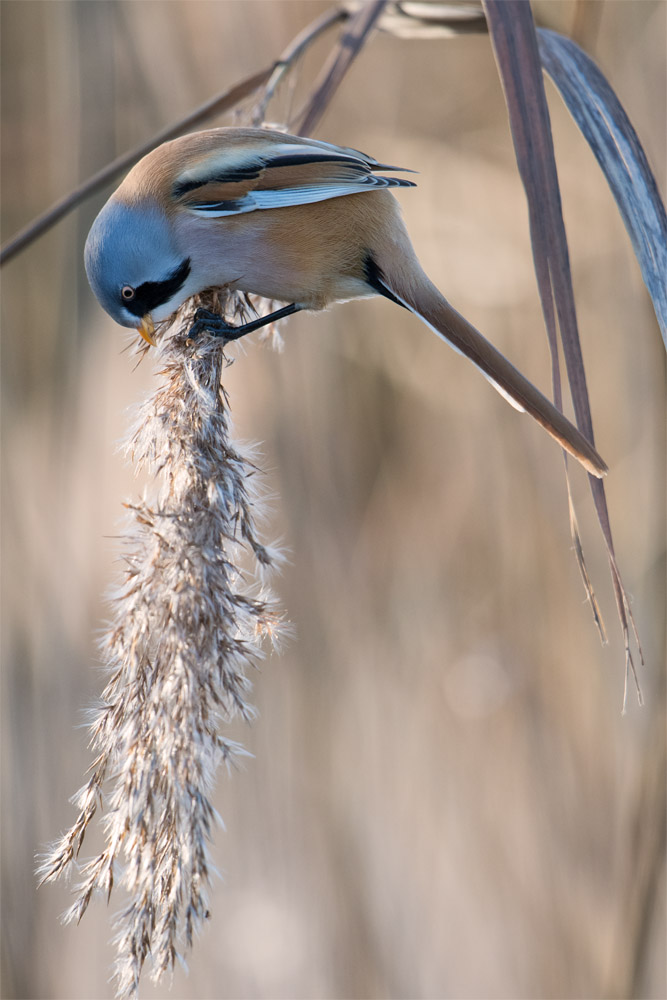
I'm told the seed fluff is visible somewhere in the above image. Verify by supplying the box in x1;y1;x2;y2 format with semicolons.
37;289;288;998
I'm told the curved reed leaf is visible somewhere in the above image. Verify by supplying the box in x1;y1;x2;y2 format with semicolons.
538;28;667;349
483;0;642;699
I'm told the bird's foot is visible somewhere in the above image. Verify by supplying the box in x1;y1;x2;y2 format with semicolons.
187;302;302;344
187;308;241;341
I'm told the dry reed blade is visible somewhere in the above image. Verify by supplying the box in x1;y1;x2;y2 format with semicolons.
483;0;643;700
364;0;487;39
538;28;667;348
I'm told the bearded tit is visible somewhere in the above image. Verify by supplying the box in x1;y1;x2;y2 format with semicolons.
84;126;606;477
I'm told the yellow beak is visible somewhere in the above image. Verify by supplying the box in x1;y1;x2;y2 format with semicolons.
138;315;156;347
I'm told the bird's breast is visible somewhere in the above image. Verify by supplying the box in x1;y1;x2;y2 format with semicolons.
176;193;399;310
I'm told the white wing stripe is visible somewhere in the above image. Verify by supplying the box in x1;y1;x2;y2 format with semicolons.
188;178;414;216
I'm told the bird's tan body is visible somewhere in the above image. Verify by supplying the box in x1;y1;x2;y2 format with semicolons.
117;128;417;308
183;193;411;307
92;127;607;477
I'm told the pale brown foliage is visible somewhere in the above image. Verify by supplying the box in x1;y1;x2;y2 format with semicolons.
37;292;287;997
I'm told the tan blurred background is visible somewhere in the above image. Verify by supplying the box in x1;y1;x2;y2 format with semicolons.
1;2;665;998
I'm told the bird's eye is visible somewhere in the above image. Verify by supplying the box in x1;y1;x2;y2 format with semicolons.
121;285;136;301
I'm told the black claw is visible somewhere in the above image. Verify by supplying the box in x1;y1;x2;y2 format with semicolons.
187;309;238;341
186;302;302;344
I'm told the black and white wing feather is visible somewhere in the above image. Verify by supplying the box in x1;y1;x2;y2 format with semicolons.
171;133;416;217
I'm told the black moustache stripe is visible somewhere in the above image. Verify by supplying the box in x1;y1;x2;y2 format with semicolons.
124;258;191;318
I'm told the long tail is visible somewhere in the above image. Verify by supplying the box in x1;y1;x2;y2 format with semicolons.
371;263;607;477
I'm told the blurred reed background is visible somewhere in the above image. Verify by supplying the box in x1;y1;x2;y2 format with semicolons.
1;2;665;997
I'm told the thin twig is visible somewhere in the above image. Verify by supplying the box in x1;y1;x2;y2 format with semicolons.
251;5;349;126
293;0;388;136
0;67;272;267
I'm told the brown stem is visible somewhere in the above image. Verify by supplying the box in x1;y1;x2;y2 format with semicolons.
252;5;349;126
1;2;390;267
293;0;388;137
0;66;273;267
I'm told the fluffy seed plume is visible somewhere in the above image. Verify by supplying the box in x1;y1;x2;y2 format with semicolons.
37;290;287;998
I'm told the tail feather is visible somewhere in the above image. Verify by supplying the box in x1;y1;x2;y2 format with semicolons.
379;271;607;478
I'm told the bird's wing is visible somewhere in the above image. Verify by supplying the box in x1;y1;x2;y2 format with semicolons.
172;139;416;217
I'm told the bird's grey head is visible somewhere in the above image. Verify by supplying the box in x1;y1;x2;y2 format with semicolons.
84;198;192;328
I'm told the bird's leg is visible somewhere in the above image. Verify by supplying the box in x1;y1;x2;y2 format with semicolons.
187;303;302;342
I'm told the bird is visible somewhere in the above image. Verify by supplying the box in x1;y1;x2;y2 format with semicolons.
84;126;607;477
